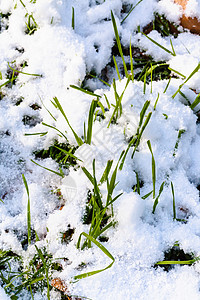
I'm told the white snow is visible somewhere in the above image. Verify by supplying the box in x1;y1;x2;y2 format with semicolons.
1;0;200;299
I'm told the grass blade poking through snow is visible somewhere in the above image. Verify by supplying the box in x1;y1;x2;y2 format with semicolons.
31;159;64;177
141;32;176;56
85;99;98;145
152;181;165;214
121;0;144;24
75;232;115;280
22;174;31;246
147;140;156;199
172;62;200;98
70;85;101;98
52;97;83;146
171;182;176;220
173;129;185;157
111;11;128;78
190;93;200;110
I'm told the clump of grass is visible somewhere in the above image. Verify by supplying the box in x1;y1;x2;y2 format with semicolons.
79;154;123;250
19;0;39;35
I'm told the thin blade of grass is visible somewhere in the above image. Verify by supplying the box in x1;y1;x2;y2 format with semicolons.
171;182;176;220
111;11;128;78
172;63;200;98
121;0;143;24
70;85;101;98
131;111;152;158
31;159;64;177
190;93;200;110
24;132;48;136
86;100;98;144
22;174;31;246
81;166;94;185
8;63;42;77
153;93;160;110
147;140;156;199
113;56;121;81
141;32;175;56
168;67;185;79
42;122;68;140
152;181;165;214
53;97;83;146
173;129;185;157
100;160;113;184
163;77;171;94
130;38;134;82
75;232;114;280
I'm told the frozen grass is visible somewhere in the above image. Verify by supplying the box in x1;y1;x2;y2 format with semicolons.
1;1;200;299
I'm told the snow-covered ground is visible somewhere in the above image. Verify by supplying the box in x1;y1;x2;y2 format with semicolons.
1;0;200;299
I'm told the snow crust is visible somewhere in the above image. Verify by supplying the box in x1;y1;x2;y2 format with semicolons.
1;0;200;299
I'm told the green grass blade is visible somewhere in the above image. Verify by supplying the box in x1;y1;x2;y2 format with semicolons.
168;67;185;79
111;11;128;78
75;232;114;280
24;132;48;136
81;166;94;185
42;122;68;140
153;93;160;110
121;0;143;24
152;181;165;213
130;39;134;82
147;140;156;199
171;182;176;220
72;7;75;30
190;93;200;110
113;56;121;81
22;174;31;246
104;94;111;110
164;77;171;93
156;259;197;265
100;160;113;184
89;74;111;87
31;159;64;177
53;97;83;146
141;32;175;56
170;38;176;56
70;85;101;98
131;111;152;158
143;72;147;94
86;100;98;144
8;62;42;77
172;63;200;98
173;129;185;157
141;190;153;200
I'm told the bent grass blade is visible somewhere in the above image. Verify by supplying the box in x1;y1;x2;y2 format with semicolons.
75;232;114;280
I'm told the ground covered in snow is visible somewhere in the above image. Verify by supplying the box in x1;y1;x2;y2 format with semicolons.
1;0;200;299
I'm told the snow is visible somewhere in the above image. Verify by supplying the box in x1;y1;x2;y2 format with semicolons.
1;0;200;299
